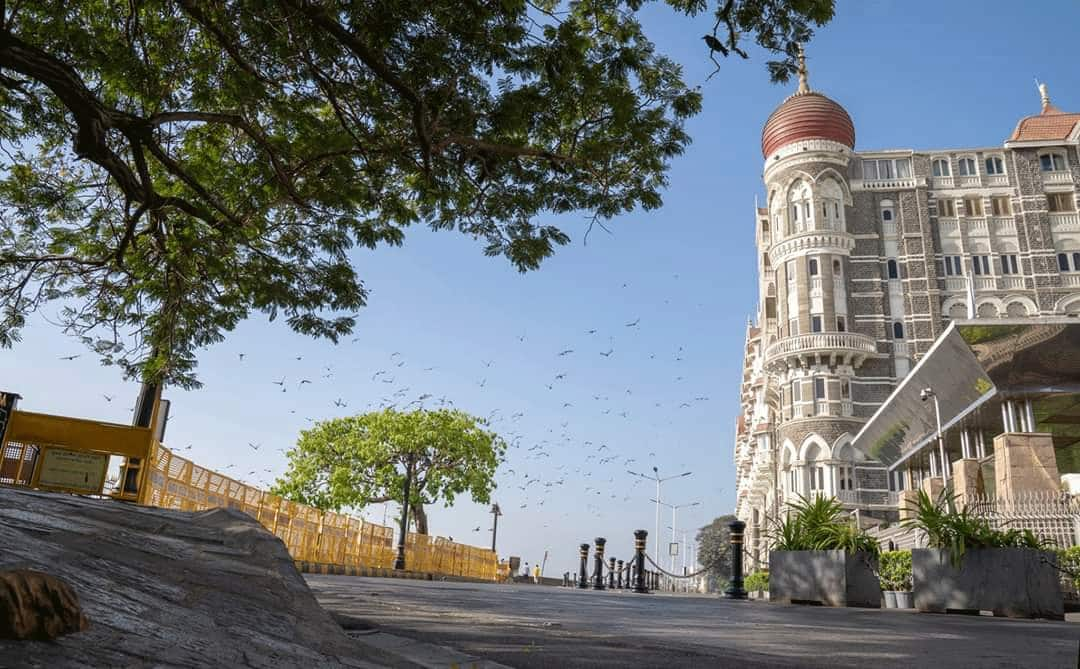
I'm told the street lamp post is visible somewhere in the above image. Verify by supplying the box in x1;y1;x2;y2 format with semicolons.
921;388;948;481
652;499;700;572
629;467;692;559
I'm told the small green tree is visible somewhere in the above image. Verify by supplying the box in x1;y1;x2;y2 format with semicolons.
273;408;505;534
697;513;736;590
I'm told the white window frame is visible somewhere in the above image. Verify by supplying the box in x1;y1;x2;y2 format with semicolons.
957;157;977;176
984;155;1006;175
931;158;950;177
971;255;991;276
863;158;911;180
1048;192;1076;213
990;196;1012;216
944;255;963;276
1040;152;1068;172
938;199;956;217
1000;254;1019;275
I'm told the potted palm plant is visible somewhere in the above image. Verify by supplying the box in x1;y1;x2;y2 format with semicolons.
768;496;881;608
878;550;912;609
904;490;1062;619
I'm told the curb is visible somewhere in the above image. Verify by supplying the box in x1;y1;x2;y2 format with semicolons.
296;560;496;584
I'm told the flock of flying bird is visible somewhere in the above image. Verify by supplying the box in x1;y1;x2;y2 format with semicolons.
61;280;715;533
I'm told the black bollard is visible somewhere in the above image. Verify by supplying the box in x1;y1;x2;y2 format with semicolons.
724;519;748;600
616;560;624;589
578;543;590;589
633;530;649;593
592;537;606;590
608;557;616;589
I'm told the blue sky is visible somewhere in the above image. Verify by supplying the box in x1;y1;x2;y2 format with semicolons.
4;1;1079;576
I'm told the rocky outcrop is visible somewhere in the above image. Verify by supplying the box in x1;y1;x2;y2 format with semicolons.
0;487;386;668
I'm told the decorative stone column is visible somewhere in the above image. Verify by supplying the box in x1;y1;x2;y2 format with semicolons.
994;433;1060;499
951;458;985;506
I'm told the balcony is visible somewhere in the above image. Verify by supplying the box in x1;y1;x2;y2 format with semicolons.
990;216;1016;235
881;221;898;238
764;331;878;372
974;276;996;291
809;276;823;296
768;229;855;266
958;175;981;187
894;341;910;358
944;277;967;291
1000;276;1025;289
1050;212;1080;233
931;176;954;189
965;216;989;235
1043;171;1073;185
1064;274;1080;287
938;217;959;235
852;176;920;191
985;174;1009;186
836;490;900;507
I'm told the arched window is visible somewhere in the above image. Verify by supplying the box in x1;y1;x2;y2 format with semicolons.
1040;152;1067;172
1006;302;1028;317
985;156;1005;175
887;259;899;279
788;180;813;234
833;259;842;275
836;443;856;491
977;302;1000;318
948;303;967;320
958;157;977;176
804;443;825;492
882;209;893;221
819;179;845;232
932;159;951;177
893;321;904;339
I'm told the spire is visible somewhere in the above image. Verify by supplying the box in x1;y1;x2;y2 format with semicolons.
1035;78;1060;114
796;45;809;94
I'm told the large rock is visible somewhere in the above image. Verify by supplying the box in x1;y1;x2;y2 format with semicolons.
0;570;88;640
0;487;385;667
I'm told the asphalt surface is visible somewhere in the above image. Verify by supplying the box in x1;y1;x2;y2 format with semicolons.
306;576;1080;668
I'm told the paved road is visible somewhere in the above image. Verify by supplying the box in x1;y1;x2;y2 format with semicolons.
307;576;1080;668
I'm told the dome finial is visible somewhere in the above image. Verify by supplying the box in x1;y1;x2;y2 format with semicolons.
1036;78;1051;112
796;44;809;94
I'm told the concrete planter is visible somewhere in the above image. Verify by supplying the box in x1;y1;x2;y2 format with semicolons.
883;590;897;608
894;591;913;609
912;548;1063;619
769;550;880;608
748;590;770;601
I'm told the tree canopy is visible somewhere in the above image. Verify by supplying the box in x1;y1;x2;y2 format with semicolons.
696;513;735;588
272;408;506;534
0;1;833;387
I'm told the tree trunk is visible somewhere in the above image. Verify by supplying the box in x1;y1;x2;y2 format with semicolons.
411;504;429;535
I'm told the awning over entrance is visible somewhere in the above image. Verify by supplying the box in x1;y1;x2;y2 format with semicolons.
852;320;1080;469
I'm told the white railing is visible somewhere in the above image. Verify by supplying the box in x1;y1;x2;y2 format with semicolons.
834;278;845;297
1043;171;1074;185
985;174;1009;186
764;331;877;361
760;231;771;247
1050;212;1080;233
809;276;823;296
944;277;967;291
841;400;854;417
1063;274;1080;287
990;216;1016;234
974;276;996;291
882;221;898;238
894;341;910;358
959;175;981;187
931;176;954;189
1000;276;1025;289
854;177;920;191
836;490;900;507
966;217;989;235
938;218;959;235
968;491;1080;550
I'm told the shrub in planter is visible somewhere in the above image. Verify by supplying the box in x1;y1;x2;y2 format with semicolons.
903;490;1062;619
768;496;880;608
1055;546;1080;599
745;570;769;599
878;550;912;608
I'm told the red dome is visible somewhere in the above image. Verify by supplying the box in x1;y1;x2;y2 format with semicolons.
761;91;855;158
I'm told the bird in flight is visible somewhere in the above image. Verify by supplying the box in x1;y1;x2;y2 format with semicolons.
600;348;614;357
391;352;401;358
295;356;302;361
562;403;573;408
625;318;640;327
554;373;566;380
298;379;312;386
558;349;574;357
481;359;494;368
372;370;386;380
478;378;487;388
423;366;437;372
334;398;347;407
59;354;80;361
585;329;597;335
248;442;261;451
679;402;692;408
102;394;114;402
272;378;285;387
238;353;245;361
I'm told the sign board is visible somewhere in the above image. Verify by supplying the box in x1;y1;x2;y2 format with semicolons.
35;447;108;494
669;542;680;556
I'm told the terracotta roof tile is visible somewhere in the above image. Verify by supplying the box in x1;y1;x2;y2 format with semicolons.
1008;109;1080;142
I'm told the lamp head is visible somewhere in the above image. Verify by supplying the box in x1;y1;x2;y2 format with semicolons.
920;388;934;402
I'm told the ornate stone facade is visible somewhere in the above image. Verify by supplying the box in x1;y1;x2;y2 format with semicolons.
734;70;1080;569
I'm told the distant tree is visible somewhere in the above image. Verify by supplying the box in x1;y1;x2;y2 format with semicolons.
272;408;505;535
696;513;736;589
0;1;834;387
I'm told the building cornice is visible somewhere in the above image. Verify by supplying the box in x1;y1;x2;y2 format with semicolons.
767;229;855;266
763;139;852;181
